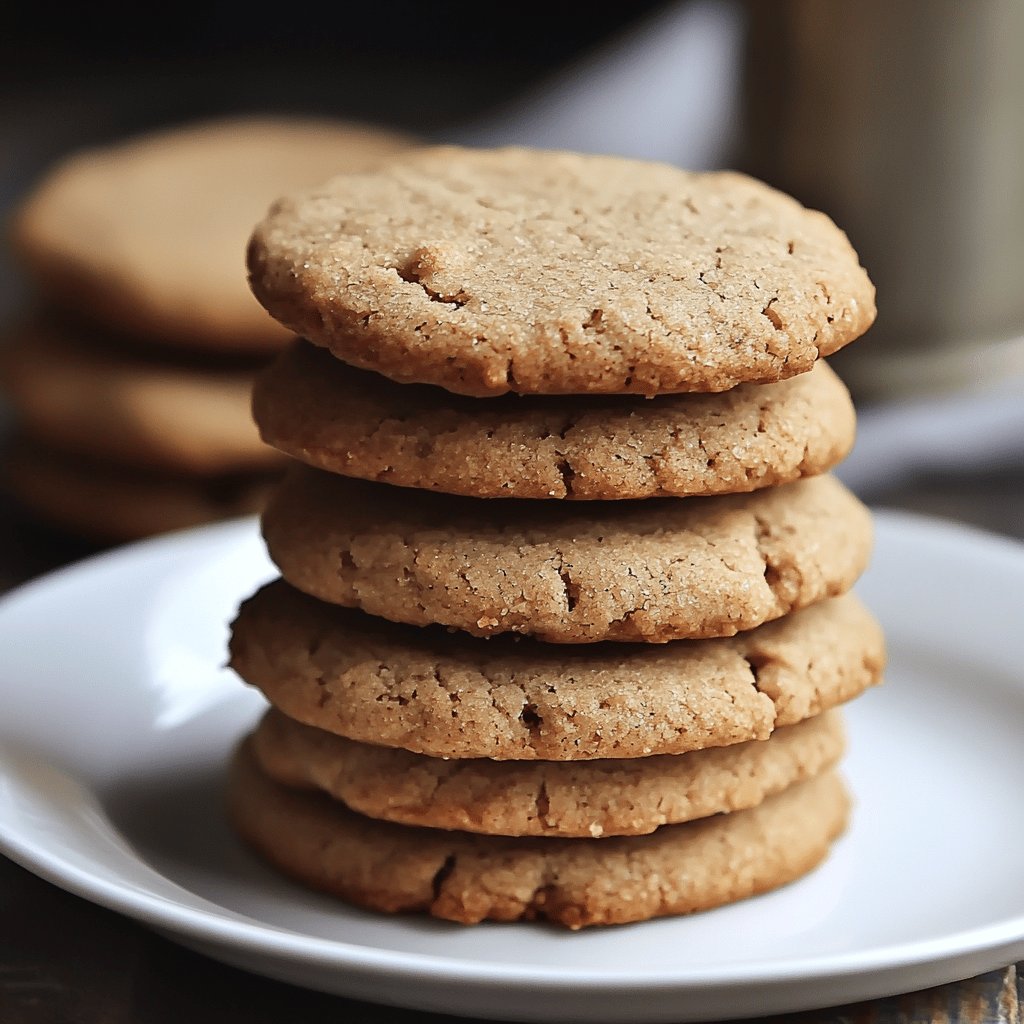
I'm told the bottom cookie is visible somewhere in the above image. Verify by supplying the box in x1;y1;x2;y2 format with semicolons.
3;438;275;541
228;738;850;929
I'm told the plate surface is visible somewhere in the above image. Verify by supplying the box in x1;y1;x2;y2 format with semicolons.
0;511;1022;1023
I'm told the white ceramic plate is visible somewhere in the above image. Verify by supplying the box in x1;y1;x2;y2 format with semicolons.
0;511;1022;1023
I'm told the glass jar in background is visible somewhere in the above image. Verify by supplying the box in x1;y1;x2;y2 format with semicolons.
740;0;1024;402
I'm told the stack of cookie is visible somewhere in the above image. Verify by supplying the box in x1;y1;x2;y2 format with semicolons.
227;147;885;929
1;117;410;540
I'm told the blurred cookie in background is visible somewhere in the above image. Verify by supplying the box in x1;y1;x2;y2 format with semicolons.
2;438;275;542
0;318;284;477
1;116;416;543
9;117;415;353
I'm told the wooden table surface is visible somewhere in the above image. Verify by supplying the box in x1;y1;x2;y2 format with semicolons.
1;470;1022;1024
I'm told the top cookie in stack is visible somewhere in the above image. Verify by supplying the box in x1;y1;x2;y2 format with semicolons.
248;147;873;397
227;146;882;929
2;117;412;540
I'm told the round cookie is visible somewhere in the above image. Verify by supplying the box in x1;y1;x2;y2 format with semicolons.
261;467;873;643
252;707;845;838
228;740;851;929
12;117;414;352
247;146;875;396
253;340;856;500
229;581;885;760
4;440;273;541
0;321;284;475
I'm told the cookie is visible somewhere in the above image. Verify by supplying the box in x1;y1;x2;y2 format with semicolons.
228;739;850;928
262;468;873;643
252;706;845;838
253;340;855;500
0;320;283;476
229;581;884;760
4;440;273;541
12;117;414;352
247;146;875;396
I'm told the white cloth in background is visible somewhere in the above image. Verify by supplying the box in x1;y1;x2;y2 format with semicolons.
452;0;743;171
838;388;1024;494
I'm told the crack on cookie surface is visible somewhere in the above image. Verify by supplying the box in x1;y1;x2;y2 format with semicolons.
557;562;580;612
761;299;783;331
519;703;543;737
742;652;768;695
555;457;575;497
431;853;457;900
395;260;467;309
535;780;551;825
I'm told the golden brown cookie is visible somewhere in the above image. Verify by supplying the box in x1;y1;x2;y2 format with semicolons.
0;320;283;475
229;581;884;760
252;707;845;838
253;340;856;500
228;738;851;929
12;117;414;352
248;146;875;396
3;440;273;541
261;468;873;643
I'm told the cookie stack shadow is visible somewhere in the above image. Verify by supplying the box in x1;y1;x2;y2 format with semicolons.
0;118;411;541
226;147;885;929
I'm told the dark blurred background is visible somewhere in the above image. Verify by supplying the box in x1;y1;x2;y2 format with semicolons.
0;4;660;167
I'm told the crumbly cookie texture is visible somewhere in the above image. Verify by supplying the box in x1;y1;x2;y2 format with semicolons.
229;582;884;760
228;740;850;929
12;117;413;351
253;340;855;500
261;467;873;643
3;439;273;541
253;707;845;838
0;319;283;475
247;146;875;396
